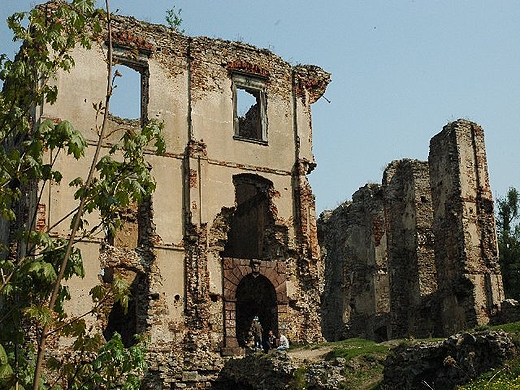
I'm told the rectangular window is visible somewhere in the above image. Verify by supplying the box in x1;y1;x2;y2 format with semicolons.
111;49;150;127
233;73;267;143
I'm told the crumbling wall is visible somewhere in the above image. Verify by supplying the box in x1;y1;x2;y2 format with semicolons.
319;184;390;341
429;119;504;335
33;7;330;389
383;159;437;339
319;119;505;342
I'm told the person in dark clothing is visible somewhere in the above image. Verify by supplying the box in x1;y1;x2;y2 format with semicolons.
266;329;276;351
251;316;263;351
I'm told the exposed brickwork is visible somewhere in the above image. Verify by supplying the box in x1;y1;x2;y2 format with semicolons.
319;120;505;342
226;61;270;78
291;158;324;343
429;119;504;334
27;7;330;389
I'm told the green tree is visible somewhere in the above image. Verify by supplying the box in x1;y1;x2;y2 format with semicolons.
0;0;164;388
496;187;520;301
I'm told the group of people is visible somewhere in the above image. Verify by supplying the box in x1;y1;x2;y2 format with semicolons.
250;316;289;353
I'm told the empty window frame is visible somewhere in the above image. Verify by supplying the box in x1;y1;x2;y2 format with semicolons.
233;73;267;143
110;64;141;120
110;51;149;126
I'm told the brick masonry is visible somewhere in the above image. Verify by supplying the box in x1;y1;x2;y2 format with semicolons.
22;7;330;389
319;119;506;341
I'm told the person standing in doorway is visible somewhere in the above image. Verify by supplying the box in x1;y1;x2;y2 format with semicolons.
266;329;276;351
251;316;263;351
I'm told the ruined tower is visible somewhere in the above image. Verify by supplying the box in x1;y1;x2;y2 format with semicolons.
383;159;437;339
429;119;504;334
319;119;505;341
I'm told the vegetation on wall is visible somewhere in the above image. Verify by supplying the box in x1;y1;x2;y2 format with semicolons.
496;187;520;301
0;0;164;389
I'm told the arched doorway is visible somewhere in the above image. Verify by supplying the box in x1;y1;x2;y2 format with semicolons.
221;257;288;355
235;273;277;349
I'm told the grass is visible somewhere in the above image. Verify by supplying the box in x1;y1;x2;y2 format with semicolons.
456;364;520;390
286;322;520;389
324;338;389;360
288;338;389;389
325;339;388;389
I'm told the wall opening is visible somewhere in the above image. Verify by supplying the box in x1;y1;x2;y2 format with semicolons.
233;73;267;143
223;174;275;259
235;273;277;349
110;64;142;121
103;271;143;347
106;204;139;248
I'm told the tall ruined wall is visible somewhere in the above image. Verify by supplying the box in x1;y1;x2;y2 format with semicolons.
319;184;390;341
428;119;504;335
383;159;438;339
30;7;330;388
319;119;505;342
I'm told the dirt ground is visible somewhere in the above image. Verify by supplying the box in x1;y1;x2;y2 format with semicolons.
287;345;334;362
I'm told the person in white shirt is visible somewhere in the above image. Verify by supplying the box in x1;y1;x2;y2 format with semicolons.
277;332;289;351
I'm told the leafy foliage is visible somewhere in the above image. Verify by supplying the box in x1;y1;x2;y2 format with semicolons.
496;187;520;300
165;4;184;32
0;1;165;388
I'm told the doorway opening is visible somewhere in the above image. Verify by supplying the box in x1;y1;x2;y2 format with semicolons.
235;273;277;349
223;174;275;259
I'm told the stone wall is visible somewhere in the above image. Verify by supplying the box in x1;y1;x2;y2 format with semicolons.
382;330;516;390
383;159;437;339
24;5;330;388
319;119;505;342
319;184;390;341
429;120;504;335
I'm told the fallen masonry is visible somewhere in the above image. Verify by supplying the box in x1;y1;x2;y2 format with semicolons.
382;330;516;389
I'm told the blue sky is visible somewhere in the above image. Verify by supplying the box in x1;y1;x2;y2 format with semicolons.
2;1;519;212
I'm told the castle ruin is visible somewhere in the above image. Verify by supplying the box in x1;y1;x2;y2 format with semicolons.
319;119;505;341
3;2;514;387
11;7;330;388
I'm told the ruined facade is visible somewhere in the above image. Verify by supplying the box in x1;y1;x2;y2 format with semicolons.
319;119;505;341
429;120;504;335
24;10;330;388
318;184;390;341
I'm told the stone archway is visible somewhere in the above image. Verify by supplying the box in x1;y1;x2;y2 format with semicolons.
236;273;277;348
222;258;287;355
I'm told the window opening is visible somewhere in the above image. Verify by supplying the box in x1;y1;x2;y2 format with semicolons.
223;174;274;259
104;51;151;249
233;74;267;143
110;64;141;121
237;88;258;116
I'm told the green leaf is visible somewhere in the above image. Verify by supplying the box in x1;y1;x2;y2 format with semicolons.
90;284;107;302
39;118;55;134
24;305;54;326
0;363;14;384
0;344;9;365
27;260;57;283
